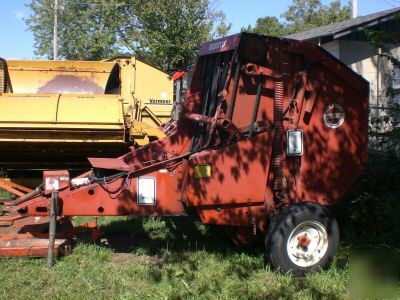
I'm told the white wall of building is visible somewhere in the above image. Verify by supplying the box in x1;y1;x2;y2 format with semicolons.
321;39;400;108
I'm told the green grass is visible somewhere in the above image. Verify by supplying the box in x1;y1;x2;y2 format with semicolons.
0;168;12;199
0;153;398;299
0;216;349;300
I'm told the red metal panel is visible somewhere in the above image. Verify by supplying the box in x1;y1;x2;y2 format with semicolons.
196;205;266;227
293;63;369;204
0;238;67;257
24;166;187;217
198;34;241;56
185;131;274;207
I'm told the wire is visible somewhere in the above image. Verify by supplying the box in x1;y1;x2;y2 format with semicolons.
92;171;127;185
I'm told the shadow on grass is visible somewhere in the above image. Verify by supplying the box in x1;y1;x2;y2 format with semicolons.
98;216;263;258
95;217;348;299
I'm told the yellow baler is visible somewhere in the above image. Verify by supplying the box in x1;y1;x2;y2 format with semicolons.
0;57;174;172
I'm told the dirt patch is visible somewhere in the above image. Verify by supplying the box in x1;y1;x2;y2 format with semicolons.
112;252;164;266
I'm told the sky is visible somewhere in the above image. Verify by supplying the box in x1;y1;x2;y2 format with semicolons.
0;0;399;59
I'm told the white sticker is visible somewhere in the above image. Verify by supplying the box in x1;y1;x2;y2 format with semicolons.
71;177;90;187
137;177;156;205
45;177;59;191
208;40;227;51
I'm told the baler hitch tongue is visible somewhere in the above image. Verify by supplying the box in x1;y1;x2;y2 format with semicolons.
0;214;100;258
0;211;70;258
0;235;70;258
0;178;99;258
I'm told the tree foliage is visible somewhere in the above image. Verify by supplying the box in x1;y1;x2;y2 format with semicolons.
242;17;287;37
119;0;231;69
245;0;351;37
365;14;400;153
26;0;124;60
25;0;231;69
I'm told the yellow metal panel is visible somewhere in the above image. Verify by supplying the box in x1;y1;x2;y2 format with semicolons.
57;94;123;125
0;123;123;130
194;165;212;179
134;59;173;126
0;94;58;122
0;94;123;127
0;138;124;143
7;60;116;94
0;59;4;93
108;56;174;132
113;57;135;105
134;59;173;107
134;136;150;146
0;93;125;143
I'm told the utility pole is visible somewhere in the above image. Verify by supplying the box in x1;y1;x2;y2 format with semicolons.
352;0;358;19
53;0;58;60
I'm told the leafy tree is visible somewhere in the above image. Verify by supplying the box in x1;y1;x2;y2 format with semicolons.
118;0;231;69
26;0;125;60
282;0;322;32
246;0;351;37
283;0;351;34
25;0;231;69
242;17;286;37
364;14;400;153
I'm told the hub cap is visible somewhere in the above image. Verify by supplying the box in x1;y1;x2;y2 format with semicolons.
286;220;328;267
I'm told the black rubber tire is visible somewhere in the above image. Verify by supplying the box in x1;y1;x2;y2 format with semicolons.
265;202;339;277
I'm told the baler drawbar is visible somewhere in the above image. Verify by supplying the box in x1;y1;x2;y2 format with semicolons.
0;33;369;275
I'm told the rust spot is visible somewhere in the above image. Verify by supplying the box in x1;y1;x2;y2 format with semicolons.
297;233;311;249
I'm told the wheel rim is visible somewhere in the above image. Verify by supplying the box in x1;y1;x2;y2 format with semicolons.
286;220;329;268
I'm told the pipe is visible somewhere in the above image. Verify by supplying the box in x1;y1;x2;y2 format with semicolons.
248;77;264;136
273;80;284;198
47;191;58;268
3;185;42;206
377;48;381;119
226;61;241;119
352;0;358;19
184;113;214;125
183;113;232;130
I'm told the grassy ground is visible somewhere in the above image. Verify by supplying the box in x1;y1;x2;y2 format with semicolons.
0;216;349;300
0;154;398;299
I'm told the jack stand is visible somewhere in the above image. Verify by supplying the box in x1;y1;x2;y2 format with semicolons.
47;192;58;268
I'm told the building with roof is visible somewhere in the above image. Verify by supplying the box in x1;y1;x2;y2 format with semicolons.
287;7;400;114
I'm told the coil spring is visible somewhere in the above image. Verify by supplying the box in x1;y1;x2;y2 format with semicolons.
273;80;284;194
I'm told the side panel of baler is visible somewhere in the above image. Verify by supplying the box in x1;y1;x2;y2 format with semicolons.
23;167;187;217
290;42;369;204
185;132;274;226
